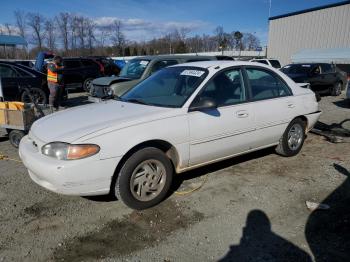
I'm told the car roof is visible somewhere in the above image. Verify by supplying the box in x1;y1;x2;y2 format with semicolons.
171;60;272;70
131;55;217;61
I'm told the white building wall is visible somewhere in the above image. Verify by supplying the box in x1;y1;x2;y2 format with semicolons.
268;4;350;66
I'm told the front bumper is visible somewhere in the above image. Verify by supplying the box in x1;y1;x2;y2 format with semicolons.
19;135;121;196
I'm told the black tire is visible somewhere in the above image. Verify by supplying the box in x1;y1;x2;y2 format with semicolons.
275;118;306;157
21;88;48;104
115;147;173;210
83;78;94;92
9;130;25;148
330;82;342;96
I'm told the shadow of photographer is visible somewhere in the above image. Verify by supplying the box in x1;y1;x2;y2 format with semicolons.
219;210;312;262
305;163;350;262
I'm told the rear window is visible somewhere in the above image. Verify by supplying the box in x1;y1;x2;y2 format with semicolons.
253;60;269;65
269;60;281;68
281;64;313;75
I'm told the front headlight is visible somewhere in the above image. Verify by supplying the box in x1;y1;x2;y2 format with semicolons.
41;142;100;160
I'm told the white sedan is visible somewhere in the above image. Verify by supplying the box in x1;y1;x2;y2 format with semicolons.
19;61;321;210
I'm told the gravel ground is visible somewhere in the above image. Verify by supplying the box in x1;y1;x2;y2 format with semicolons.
0;92;349;262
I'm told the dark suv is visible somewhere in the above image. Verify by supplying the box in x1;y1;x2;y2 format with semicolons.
281;63;347;96
62;58;102;91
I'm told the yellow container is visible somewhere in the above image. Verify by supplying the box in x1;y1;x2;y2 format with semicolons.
0;102;8;124
8;102;24;110
0;102;25;124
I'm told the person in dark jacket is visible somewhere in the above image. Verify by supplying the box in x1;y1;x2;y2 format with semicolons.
47;56;64;110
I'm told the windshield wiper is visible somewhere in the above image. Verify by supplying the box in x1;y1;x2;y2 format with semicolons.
125;98;148;105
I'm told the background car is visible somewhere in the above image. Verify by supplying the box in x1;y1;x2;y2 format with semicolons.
250;58;282;69
88;56;121;76
281;63;347;96
20;61;321;210
0;61;49;104
89;55;217;100
61;57;102;92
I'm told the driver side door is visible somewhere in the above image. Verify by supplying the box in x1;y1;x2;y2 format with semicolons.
188;67;255;166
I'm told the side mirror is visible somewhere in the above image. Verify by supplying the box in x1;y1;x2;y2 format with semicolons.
189;97;217;112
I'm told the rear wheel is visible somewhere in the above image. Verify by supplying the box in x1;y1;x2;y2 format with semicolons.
330;82;342;96
276;118;306;157
83;78;94;92
115;147;173;210
21;88;48;104
9;130;25;148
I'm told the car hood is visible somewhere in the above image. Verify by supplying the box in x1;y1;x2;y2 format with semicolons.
92;76;132;86
30;100;176;143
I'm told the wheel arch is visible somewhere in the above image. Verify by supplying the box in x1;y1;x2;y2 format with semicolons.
110;139;180;195
294;115;308;132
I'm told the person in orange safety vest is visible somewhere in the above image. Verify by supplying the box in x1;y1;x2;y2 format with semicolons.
47;56;64;110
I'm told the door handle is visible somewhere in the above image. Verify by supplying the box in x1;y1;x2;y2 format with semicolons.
287;103;295;108
235;110;249;118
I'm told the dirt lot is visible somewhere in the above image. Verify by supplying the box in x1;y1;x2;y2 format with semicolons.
0;92;349;262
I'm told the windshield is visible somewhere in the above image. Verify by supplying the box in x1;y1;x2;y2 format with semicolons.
120;66;208;108
281;64;313;75
270;60;281;68
119;59;150;79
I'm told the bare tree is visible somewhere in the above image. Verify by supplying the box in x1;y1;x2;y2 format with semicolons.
233;31;243;50
5;23;12;35
242;33;260;50
69;14;79;52
45;18;56;51
75;16;87;49
14;10;26;38
98;25;111;48
85;18;96;54
27;12;45;49
56;12;70;53
110;20;125;55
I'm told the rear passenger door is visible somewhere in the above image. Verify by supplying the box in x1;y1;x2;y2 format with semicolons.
244;67;296;148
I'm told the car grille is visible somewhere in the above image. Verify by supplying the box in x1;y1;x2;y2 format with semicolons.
90;84;111;98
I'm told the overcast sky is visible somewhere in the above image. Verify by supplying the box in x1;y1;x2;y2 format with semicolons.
0;0;344;44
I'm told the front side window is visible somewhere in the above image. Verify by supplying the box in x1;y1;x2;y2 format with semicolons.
246;68;291;101
196;68;246;107
119;59;150;79
320;64;334;74
121;66;208;108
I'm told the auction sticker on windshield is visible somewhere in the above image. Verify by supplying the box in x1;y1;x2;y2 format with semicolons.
180;70;205;77
140;60;149;66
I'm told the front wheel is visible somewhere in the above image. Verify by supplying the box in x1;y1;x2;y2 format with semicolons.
83;78;94;92
330;82;342;96
115;147;173;210
21;88;48;104
276;118;306;157
9;130;25;148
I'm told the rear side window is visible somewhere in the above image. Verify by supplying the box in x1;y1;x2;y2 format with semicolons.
82;59;97;67
0;65;17;77
64;60;81;68
246;68;291;101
